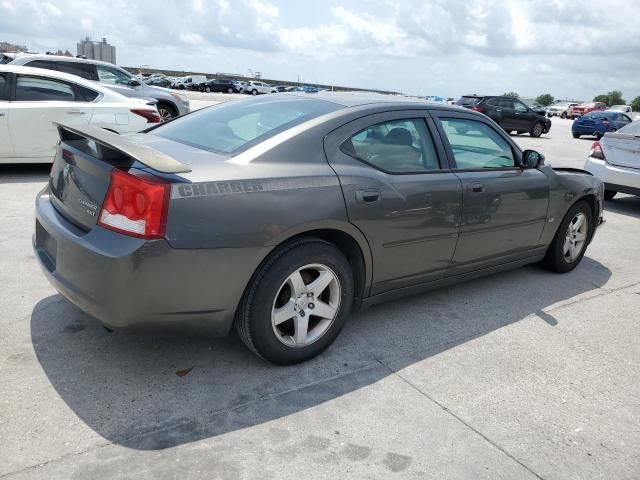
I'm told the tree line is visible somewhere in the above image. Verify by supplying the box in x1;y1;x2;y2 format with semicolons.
502;91;640;111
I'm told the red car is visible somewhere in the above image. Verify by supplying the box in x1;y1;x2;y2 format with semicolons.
571;102;606;119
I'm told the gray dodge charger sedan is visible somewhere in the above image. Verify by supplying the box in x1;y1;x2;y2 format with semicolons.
34;93;604;364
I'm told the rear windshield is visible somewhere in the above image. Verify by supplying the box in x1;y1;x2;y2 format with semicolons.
619;121;640;135
150;97;341;154
456;96;482;106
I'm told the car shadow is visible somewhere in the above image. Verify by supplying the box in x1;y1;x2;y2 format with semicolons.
31;258;612;450
0;164;50;184
605;195;640;218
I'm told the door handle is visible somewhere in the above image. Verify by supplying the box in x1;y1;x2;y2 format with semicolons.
355;189;381;203
470;182;484;193
67;110;86;114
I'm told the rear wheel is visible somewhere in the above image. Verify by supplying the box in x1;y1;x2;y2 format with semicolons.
530;122;544;137
604;190;617;200
251;89;258;95
227;87;234;93
235;239;354;365
543;201;592;273
561;112;567;119
205;86;211;93
572;132;581;139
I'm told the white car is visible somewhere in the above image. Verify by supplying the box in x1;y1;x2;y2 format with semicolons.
546;102;579;119
0;65;160;164
244;81;272;95
585;120;640;199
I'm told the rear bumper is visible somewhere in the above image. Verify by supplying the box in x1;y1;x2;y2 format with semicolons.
33;188;268;335
573;125;604;136
584;157;640;195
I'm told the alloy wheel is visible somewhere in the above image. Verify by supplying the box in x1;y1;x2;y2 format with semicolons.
563;212;588;263
271;264;341;348
158;107;173;122
533;123;543;136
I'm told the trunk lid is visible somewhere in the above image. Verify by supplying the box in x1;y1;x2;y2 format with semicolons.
49;123;191;230
602;133;640;170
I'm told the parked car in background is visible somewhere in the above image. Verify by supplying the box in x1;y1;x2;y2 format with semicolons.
244;81;273;95
144;77;172;88
585;120;640;199
200;79;239;93
6;53;189;121
546;102;579;119
571;111;632;139
174;75;207;90
33;93;603;364
232;81;247;93
456;95;551;137
607;105;633;114
271;85;289;93
0;65;160;163
571;102;606;119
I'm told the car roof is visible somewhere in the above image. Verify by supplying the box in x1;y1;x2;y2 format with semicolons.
284;91;460;109
0;64;131;101
7;53;124;69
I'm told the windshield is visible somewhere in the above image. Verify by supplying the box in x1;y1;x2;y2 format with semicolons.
0;54;13;64
619;121;640;135
150;96;341;154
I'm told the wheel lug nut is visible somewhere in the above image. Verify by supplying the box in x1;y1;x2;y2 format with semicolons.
308;303;315;310
299;310;305;317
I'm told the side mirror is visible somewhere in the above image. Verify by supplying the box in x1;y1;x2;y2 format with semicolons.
129;79;141;87
522;149;545;169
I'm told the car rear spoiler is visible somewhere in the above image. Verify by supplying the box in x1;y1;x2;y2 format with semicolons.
54;122;192;174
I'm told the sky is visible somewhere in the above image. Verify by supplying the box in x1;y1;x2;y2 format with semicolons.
2;0;639;101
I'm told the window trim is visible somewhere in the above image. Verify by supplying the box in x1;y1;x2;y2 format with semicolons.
10;74;100;103
0;72;9;101
339;117;445;175
430;111;523;171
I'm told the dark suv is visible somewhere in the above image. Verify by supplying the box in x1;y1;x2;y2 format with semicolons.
456;95;551;137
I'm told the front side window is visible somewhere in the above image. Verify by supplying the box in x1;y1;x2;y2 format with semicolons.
514;100;528;112
24;60;53;70
96;65;131;85
15;76;75;101
341;118;439;173
439;118;516;169
151;97;341;154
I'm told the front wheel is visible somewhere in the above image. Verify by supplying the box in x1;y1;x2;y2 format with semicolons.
543;201;592;273
205;86;211;93
235;239;354;365
572;132;581;139
156;102;177;122
561;112;567;119
251;89;258;95
227;87;234;93
530;122;544;137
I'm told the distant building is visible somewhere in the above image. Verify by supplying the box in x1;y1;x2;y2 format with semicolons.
76;37;116;64
0;41;28;53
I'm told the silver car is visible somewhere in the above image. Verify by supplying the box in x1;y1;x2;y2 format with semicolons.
5;53;189;120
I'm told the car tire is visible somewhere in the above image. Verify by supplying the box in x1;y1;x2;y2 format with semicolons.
604;190;617;200
542;200;593;273
572;133;580;139
252;89;258;95
156;102;177;122
530;122;544;137
227;87;234;93
235;238;354;365
205;86;211;93
561;112;567;119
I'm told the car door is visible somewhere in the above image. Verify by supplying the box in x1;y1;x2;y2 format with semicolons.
431;111;549;275
512;99;535;131
0;72;13;157
498;98;519;130
324;110;462;295
8;74;92;159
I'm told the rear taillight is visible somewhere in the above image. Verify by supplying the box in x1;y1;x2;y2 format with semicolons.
590;141;606;161
131;108;161;123
470;106;483;112
98;169;170;239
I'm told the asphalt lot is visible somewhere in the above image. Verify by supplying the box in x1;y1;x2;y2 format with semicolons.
1;114;639;479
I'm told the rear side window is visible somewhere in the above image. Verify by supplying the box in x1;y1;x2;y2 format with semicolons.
15;76;75;101
0;74;8;100
75;85;100;102
53;61;98;81
151;97;341;154
24;60;53;70
341;119;439;173
439;118;516;169
456;96;482;106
